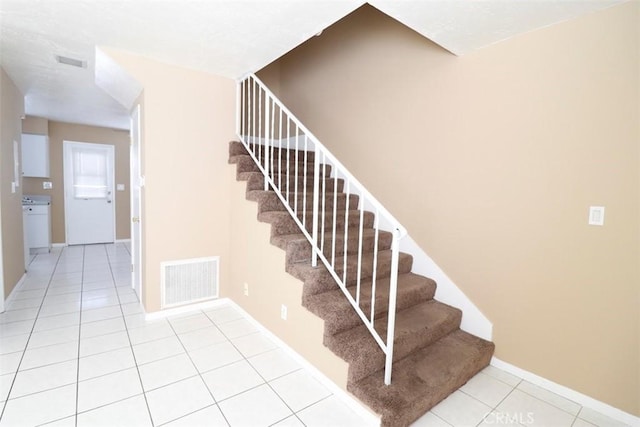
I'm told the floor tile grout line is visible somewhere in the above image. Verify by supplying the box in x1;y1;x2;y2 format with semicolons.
4;379;77;402
164;312;233;427
203;307;326;425
213;314;306;425
0;248;64;423
104;242;156;427
74;392;146;419
513;382;584;419
152;403;220;427
74;244;87;427
162;309;307;426
429;411;454;427
477;368;522;389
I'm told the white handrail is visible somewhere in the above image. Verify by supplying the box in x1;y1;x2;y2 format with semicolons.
248;74;407;239
237;74;406;385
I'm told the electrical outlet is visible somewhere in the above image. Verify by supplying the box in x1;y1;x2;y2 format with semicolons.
243;282;249;296
280;304;287;320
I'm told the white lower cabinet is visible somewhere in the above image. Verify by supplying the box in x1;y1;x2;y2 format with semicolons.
25;205;51;252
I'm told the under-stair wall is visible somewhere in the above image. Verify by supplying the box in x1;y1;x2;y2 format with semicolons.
224;164;350;389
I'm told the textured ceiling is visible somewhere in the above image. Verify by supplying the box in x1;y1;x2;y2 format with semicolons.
0;0;626;130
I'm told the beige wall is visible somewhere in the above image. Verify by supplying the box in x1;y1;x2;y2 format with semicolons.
225;166;350;388
103;48;236;312
0;68;26;298
260;3;640;416
22;119;131;243
22;115;48;135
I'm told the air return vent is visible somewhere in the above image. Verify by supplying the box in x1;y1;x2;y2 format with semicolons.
161;257;219;308
55;55;87;68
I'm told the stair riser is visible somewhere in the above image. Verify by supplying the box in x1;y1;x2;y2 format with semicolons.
236;155;332;178
284;230;393;264
277;176;344;194
303;283;436;336
348;331;495;427
265;211;375;237
328;308;462;384
249;145;316;162
268;164;332;179
253;192;360;215
229;141;249;158
291;253;413;296
242;171;345;193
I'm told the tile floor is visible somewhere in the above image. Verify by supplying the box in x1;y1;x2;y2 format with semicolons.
0;244;631;427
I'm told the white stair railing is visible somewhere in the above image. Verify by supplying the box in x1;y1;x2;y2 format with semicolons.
236;74;407;385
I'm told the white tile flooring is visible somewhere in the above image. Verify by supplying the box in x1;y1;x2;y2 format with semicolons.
0;244;630;427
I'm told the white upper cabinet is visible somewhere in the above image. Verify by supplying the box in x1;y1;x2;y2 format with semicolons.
22;134;50;178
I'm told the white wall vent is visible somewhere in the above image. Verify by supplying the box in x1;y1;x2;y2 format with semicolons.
161;256;219;308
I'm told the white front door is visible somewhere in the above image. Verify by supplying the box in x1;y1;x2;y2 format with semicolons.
130;105;143;301
63;141;116;245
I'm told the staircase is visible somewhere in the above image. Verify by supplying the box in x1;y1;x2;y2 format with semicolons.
229;140;495;427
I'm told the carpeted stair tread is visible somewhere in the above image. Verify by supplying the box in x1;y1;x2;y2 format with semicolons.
272;227;393;264
348;330;495;427
238;159;333;180
250;145;316;162
247;190;359;214
258;209;374;237
233;153;331;176
228;140;249;160
287;249;413;295
303;273;437;335
326;300;462;383
239;170;345;193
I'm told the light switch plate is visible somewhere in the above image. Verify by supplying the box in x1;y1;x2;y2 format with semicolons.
43;181;52;190
588;206;605;226
117;184;125;191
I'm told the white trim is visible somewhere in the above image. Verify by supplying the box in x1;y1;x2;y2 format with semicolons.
401;236;493;340
115;239;131;243
491;357;640;427
3;273;27;311
52;243;68;248
144;298;224;321
226;299;380;426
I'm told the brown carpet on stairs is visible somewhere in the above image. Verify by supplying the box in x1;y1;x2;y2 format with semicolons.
229;141;495;427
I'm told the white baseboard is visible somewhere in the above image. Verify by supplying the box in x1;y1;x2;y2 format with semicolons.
226;299;380;427
491;357;639;427
52;241;130;247
144;298;225;321
2;273;27;312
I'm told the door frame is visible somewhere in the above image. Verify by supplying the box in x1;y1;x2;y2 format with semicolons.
0;210;4;313
63;140;116;245
130;104;143;302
